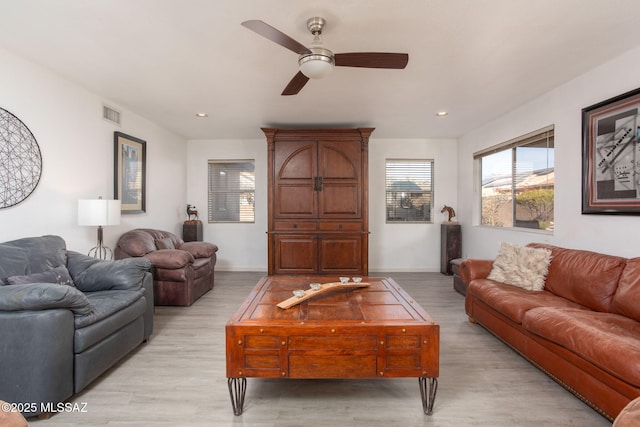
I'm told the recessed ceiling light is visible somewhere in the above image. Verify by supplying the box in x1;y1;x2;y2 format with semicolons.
436;111;448;117
195;113;208;118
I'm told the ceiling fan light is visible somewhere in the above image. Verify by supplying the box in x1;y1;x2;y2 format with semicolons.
299;49;334;79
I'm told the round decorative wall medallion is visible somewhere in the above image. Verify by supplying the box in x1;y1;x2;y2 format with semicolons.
0;107;42;209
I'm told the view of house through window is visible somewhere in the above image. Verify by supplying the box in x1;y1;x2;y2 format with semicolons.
208;160;255;222
476;126;554;230
385;159;434;222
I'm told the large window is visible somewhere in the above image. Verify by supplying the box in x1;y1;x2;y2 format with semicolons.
208;160;255;223
475;126;554;230
385;159;434;222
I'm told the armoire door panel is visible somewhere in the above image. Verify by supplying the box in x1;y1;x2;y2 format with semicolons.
274;235;318;274
318;141;361;180
318;183;360;217
319;234;363;274
275;142;316;180
275;184;317;217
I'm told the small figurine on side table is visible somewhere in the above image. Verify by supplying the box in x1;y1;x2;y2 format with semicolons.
186;204;199;221
441;205;457;223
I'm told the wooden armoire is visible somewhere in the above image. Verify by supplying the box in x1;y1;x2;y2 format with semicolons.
263;127;373;275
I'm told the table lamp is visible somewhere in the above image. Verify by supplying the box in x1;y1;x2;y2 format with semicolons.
78;196;121;259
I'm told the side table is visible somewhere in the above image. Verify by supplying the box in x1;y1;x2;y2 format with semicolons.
440;223;461;275
183;220;203;242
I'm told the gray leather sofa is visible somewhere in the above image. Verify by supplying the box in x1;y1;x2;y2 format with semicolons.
0;235;153;417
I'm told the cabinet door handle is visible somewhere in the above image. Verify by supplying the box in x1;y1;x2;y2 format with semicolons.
313;177;319;191
317;176;323;191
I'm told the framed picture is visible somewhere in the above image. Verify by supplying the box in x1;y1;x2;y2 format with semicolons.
582;87;640;214
114;131;146;214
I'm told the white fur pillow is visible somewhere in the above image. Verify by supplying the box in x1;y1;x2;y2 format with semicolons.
487;242;552;291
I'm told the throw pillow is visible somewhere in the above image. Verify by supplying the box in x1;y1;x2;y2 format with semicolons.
155;237;175;250
6;266;75;287
0;245;29;285
487;242;552;291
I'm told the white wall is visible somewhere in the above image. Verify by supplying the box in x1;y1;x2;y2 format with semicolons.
187;136;457;272
0;46;187;254
186;139;268;271
369;138;458;272
457;45;640;260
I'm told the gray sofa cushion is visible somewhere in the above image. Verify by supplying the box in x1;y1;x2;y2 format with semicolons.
0;245;29;284
75;288;145;329
74;292;146;352
67;251;152;292
0;283;93;316
6;266;75;287
1;235;67;275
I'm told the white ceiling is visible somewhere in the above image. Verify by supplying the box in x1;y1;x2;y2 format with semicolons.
1;0;640;140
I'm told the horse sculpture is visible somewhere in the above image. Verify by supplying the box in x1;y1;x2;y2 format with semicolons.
441;205;456;222
186;204;198;221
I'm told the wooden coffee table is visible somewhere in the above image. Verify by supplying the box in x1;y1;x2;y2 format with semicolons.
225;276;439;415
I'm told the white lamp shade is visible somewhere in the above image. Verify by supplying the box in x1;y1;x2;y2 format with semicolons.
78;199;121;226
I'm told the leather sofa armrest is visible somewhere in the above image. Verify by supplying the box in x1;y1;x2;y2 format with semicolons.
460;259;494;284
141;271;154;340
178;241;218;259
67;251;152;292
144;249;194;269
0;310;74;416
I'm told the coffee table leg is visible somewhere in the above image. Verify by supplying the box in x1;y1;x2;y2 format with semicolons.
227;377;247;415
418;377;438;415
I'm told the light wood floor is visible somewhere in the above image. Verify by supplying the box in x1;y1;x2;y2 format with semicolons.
30;272;612;426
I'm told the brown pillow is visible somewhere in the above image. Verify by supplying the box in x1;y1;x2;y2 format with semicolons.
155;237;175;250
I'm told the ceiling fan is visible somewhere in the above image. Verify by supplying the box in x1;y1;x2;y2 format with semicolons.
241;17;409;95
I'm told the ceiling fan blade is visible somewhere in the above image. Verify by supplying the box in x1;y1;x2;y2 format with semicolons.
241;20;311;55
334;52;409;69
281;71;310;96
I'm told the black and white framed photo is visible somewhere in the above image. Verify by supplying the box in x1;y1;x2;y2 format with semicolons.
582;87;640;214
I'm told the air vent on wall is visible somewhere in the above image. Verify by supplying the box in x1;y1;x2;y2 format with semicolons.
102;104;121;125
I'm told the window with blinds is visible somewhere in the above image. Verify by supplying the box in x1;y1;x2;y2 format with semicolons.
208;160;255;223
385;159;434;223
475;125;554;230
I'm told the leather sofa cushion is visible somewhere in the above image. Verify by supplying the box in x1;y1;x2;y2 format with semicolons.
154;258;210;282
1;235;67;275
610;258;640;322
145;249;194;269
116;230;158;256
468;279;585;323
74;290;146;351
180;241;218;259
523;307;640;387
0;283;93;316
0;245;28;283
155;237;175;250
613;397;640;427
67;251;151;292
528;243;626;312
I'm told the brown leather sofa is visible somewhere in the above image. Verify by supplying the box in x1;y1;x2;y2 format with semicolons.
462;243;640;421
115;229;218;306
